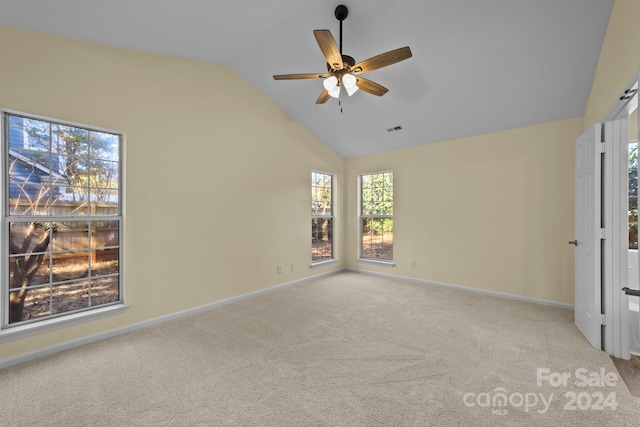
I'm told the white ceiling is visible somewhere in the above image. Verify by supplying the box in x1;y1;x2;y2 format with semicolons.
0;0;613;158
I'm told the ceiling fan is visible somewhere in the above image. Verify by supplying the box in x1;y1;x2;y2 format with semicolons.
273;4;412;104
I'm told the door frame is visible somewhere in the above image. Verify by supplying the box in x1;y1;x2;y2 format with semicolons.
602;118;629;358
601;71;639;359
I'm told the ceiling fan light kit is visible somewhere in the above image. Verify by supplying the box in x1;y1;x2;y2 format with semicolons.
342;73;359;96
323;76;338;91
273;5;412;104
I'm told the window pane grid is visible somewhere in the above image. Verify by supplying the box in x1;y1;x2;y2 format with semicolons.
4;112;122;326
7;114;121;219
312;172;334;262
7;217;121;323
360;172;393;261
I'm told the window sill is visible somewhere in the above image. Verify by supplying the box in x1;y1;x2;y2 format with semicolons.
311;258;337;268
0;303;127;343
357;258;395;267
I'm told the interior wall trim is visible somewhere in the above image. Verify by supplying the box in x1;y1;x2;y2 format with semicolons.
345;268;574;309
1;267;572;370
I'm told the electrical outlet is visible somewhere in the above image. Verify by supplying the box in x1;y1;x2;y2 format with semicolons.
291;263;296;272
410;260;416;268
277;265;282;274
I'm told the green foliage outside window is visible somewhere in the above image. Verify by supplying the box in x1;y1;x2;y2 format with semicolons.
361;172;393;235
360;172;393;260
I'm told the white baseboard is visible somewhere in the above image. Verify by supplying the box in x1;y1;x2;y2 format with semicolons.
345;268;574;309
1;268;572;370
0;269;340;370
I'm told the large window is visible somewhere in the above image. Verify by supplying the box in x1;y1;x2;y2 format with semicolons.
360;171;393;261
3;112;122;327
312;171;333;262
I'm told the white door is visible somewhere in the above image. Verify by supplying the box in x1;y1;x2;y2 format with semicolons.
574;123;602;349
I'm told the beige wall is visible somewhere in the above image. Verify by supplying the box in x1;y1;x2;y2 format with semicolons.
344;0;640;306
346;118;581;304
0;27;345;360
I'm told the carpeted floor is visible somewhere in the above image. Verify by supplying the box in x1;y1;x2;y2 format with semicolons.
1;271;639;426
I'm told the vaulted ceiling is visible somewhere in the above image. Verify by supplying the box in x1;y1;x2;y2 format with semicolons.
0;0;613;157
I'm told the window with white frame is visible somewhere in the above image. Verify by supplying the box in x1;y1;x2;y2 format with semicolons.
360;171;393;261
312;171;334;262
3;112;122;327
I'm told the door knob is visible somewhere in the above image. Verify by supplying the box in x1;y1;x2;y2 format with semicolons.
568;240;577;246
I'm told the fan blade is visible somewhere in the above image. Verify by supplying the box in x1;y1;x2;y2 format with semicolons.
356;77;388;97
314;29;343;70
316;89;331;104
351;46;412;74
273;73;329;80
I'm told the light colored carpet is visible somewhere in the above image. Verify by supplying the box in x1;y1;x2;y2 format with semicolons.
1;271;639;426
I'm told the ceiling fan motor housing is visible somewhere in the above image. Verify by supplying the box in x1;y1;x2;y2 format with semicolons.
327;55;355;73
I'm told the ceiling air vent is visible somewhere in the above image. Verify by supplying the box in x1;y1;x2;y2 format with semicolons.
386;125;403;133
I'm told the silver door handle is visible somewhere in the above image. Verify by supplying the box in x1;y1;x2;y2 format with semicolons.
568;240;577;246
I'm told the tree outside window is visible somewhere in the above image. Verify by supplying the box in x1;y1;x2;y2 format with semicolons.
312;171;333;262
360;171;393;261
4;113;122;325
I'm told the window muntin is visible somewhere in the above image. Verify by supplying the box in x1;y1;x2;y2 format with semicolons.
4;112;122;326
360;171;393;261
312;171;334;262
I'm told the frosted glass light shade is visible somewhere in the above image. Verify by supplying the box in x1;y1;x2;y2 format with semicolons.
328;85;341;98
342;73;359;96
323;76;338;92
342;73;356;88
345;84;359;96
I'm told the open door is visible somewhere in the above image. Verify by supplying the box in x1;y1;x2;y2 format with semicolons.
587;71;639;359
605;118;630;359
574;123;603;349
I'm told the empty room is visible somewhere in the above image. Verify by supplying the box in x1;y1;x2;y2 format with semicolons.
1;0;640;425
